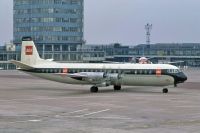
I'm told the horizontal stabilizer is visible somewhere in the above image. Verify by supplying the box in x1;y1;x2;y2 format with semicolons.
10;60;34;70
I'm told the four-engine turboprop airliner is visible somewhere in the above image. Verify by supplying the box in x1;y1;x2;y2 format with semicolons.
11;37;187;93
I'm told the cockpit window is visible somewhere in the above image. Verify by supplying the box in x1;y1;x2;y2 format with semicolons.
167;69;180;74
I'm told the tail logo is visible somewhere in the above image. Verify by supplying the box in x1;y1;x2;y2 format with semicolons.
25;46;33;55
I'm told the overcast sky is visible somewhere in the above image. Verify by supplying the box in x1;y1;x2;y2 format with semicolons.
1;0;200;45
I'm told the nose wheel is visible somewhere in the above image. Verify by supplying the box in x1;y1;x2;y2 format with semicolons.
162;88;168;93
90;86;98;93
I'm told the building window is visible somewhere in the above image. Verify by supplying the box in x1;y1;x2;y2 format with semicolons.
45;45;52;51
54;45;61;51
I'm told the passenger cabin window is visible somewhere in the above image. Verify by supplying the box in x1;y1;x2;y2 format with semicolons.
135;70;137;74
139;70;142;74
59;69;62;73
149;70;152;74
144;70;147;74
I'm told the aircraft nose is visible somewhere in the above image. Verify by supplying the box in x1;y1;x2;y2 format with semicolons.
181;72;187;82
176;72;187;83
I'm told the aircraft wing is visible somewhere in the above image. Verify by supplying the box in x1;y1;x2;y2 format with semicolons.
66;73;88;81
46;58;54;61
10;60;35;70
167;61;184;64
69;72;106;82
58;72;120;87
102;61;122;64
159;61;184;65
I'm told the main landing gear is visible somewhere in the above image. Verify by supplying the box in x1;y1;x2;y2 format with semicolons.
90;85;122;93
114;85;121;91
90;86;98;93
162;88;168;93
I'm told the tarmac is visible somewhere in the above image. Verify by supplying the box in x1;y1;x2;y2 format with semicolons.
0;69;200;133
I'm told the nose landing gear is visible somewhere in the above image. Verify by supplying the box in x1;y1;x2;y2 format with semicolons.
90;86;98;93
162;88;168;93
114;85;121;91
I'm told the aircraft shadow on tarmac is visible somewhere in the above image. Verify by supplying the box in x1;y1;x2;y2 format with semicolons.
23;85;173;96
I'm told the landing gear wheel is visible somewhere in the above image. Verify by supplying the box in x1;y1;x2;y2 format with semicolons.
162;88;168;93
90;86;98;93
114;85;121;91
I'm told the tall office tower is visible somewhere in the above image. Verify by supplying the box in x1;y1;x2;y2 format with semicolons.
13;0;84;61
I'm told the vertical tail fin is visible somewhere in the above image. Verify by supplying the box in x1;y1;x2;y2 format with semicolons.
21;37;42;66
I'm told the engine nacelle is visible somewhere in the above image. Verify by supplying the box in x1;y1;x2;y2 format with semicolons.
105;73;120;81
79;72;106;80
75;72;120;84
81;72;120;80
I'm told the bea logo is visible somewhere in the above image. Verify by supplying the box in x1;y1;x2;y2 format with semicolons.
25;46;33;55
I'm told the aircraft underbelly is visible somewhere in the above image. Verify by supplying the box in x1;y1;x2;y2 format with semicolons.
27;72;174;87
121;75;174;86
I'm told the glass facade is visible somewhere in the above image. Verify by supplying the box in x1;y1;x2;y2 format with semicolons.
0;45;20;70
13;0;84;44
130;43;200;66
131;43;200;57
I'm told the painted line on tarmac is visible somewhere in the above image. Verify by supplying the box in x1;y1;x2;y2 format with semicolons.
74;109;110;117
0;96;116;102
83;103;127;108
8;119;42;124
85;116;131;120
55;108;89;117
28;119;42;122
67;108;89;114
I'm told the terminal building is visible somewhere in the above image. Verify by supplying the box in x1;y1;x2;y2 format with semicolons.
13;0;84;61
130;43;200;66
0;43;20;69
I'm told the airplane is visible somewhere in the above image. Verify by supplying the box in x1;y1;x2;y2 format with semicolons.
137;56;152;64
10;37;187;93
136;56;185;66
